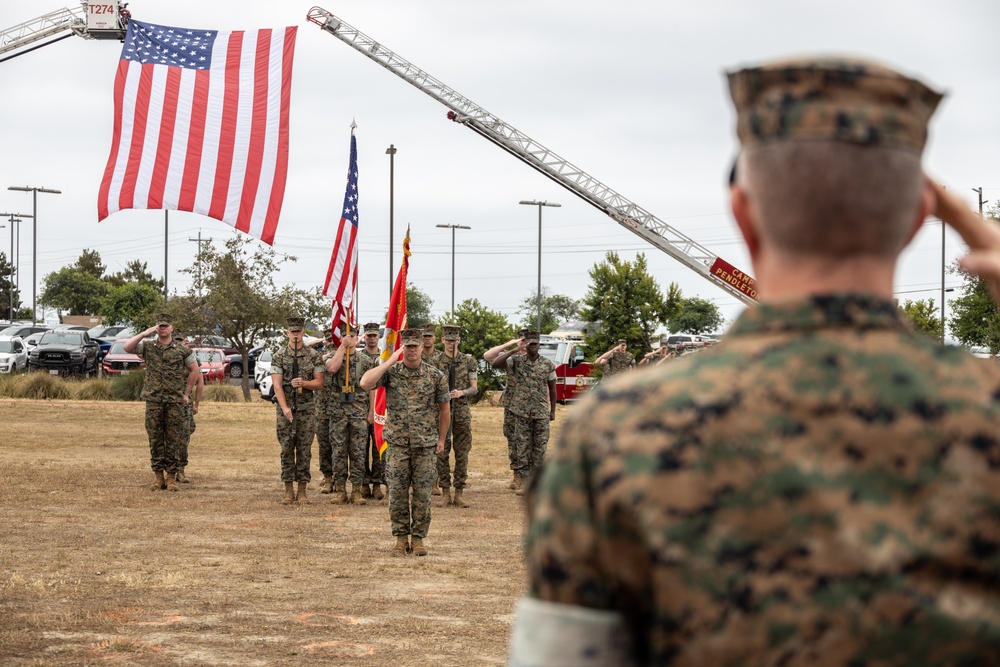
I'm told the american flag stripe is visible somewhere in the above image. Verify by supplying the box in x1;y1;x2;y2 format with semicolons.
98;21;296;246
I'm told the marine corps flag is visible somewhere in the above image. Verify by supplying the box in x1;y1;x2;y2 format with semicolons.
373;227;410;460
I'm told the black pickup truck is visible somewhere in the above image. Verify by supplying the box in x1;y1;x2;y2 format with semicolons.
28;330;100;377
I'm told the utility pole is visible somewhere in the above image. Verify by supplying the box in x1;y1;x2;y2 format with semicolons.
972;187;988;217
435;223;471;314
188;231;210;300
8;186;61;324
0;212;30;320
519;200;561;332
386;144;397;301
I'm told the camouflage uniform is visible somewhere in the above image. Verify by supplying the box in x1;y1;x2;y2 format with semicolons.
523;295;1000;664
435;348;478;490
514;61;1000;665
358;345;385;488
603;348;635;377
374;358;450;539
502;329;529;473
136;337;195;475
271;343;324;483
328;351;375;490
505;353;556;480
316;353;336;484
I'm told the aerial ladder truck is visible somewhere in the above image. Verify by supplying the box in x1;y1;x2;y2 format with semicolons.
0;1;128;63
306;7;758;307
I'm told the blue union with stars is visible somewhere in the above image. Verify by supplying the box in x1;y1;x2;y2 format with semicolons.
123;20;217;70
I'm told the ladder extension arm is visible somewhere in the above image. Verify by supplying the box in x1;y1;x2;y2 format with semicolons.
0;6;86;58
307;7;756;305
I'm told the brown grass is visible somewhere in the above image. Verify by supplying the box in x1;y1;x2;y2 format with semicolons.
0;398;567;666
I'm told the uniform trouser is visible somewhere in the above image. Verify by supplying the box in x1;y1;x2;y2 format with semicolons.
366;424;386;486
509;413;549;478
437;404;472;489
503;408;516;469
178;403;196;469
276;405;315;483
330;408;368;487
145;401;186;473
387;444;436;538
316;409;332;479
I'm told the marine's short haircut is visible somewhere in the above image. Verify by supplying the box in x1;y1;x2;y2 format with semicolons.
738;141;923;258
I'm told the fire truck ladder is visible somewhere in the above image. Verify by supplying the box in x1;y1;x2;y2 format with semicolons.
307;7;755;306
0;2;127;63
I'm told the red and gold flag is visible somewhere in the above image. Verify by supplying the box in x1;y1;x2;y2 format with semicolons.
373;227;410;459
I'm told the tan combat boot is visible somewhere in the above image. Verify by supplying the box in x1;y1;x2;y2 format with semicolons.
350;486;367;506
372;484;385;501
165;472;179;492
333;484;348;505
514;476;526;496
319;476;334;494
410;536;428;557
439;487;452;507
296;481;309;504
453;488;469;508
175;468;189;484
282;482;295;505
149;470;165;491
360;483;372;499
431;482;442;496
507;474;518;490
391;536;408;557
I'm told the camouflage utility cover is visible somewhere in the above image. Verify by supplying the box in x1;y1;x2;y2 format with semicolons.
375;361;450;448
136;338;195;403
505;354;556;419
728;57;943;154
525;294;1000;664
604;348;635;377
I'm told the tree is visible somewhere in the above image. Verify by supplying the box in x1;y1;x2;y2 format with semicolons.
898;298;942;342
384;284;434;328
578;251;682;357
75;248;106;279
948;205;1000;353
179;235;301;400
442;298;515;395
0;251;23;320
517;287;579;334
101;283;165;330
107;259;164;292
39;265;108;316
668;297;725;335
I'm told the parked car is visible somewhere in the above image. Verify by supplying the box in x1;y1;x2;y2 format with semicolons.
258;372;274;402
226;344;266;381
192;347;230;383
101;340;145;375
254;348;273;390
53;324;90;331
88;324;131;339
0;335;28;373
22;331;45;355
28;330;100;376
0;324;50;339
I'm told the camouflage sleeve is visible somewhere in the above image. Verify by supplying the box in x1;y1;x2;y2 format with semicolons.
135;338;146;359
466;355;478;382
435;369;450;404
374;370;390;390
524;406;614;611
183;352;196;367
271;349;284;375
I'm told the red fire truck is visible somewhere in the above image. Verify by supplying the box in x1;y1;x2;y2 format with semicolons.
538;334;595;403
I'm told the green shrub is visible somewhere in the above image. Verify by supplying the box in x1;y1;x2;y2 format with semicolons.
203;384;241;403
110;371;146;401
15;372;72;400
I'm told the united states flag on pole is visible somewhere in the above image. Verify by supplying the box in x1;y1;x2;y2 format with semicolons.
97;19;297;245
322;130;360;344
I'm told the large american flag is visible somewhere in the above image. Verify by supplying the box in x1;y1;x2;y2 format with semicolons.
97;19;297;245
322;130;360;343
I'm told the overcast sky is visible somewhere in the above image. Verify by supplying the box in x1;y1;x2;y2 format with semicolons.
1;0;998;333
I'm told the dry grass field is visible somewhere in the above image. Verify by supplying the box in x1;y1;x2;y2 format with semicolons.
0;398;566;666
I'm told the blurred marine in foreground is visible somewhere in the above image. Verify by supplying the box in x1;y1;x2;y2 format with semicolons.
510;57;1000;665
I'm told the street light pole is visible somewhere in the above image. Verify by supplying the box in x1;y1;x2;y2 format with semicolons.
435;223;471;314
8;186;60;324
519;200;560;332
0;212;30;320
386;144;397;301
